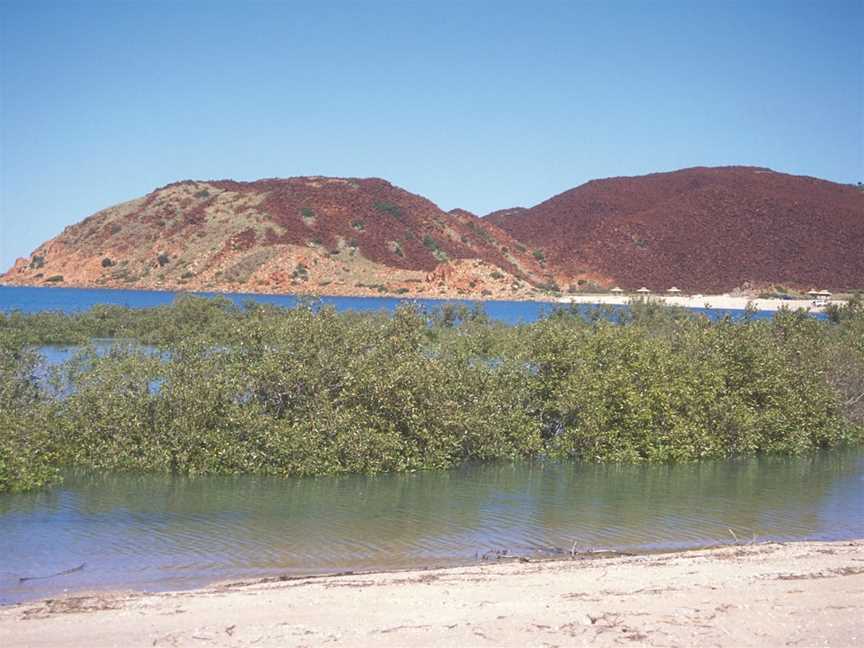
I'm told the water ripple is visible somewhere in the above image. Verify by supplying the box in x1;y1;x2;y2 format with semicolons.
1;450;862;605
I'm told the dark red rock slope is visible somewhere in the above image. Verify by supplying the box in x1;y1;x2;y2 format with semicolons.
487;167;864;292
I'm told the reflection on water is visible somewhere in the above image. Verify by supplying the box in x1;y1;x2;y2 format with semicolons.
1;450;861;605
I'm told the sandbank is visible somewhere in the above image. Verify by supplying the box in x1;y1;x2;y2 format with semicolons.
1;540;862;647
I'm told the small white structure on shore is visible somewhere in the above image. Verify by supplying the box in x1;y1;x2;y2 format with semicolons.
636;287;650;294
610;287;624;294
813;290;832;302
667;287;682;294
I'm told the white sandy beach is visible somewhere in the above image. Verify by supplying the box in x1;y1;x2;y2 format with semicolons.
560;293;836;313
1;540;862;647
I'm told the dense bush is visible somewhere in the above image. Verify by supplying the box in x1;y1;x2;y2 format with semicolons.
525;312;851;462
0;297;861;493
0;345;58;492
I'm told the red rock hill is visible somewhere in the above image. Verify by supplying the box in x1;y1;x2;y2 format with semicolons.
3;168;862;297
1;177;549;299
487;167;864;292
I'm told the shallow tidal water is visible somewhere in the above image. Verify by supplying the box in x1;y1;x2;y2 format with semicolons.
1;450;862;605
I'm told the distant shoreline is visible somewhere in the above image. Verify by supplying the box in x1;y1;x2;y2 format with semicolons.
560;293;840;313
0;282;844;312
1;281;563;304
2;540;861;647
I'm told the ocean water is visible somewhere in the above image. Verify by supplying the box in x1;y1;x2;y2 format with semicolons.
0;285;789;323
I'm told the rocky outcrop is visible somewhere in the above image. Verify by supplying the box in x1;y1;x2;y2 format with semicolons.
1;177;549;300
4;167;862;297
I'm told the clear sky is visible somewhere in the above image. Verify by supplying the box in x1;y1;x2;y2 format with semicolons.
1;0;862;269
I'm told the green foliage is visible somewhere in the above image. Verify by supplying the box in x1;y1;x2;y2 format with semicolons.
0;346;59;492
821;296;864;427
422;235;439;251
0;296;861;493
825;292;863;324
466;221;493;243
758;285;807;300
533;249;545;263
374;201;406;222
422;235;448;261
524;314;852;462
45;275;64;283
292;263;309;281
0;295;243;348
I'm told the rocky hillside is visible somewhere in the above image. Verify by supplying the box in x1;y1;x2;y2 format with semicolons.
488;167;864;293
4;167;862;297
1;177;552;299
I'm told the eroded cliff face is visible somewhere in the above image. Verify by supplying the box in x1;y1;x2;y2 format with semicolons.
1;177;555;300
5;167;862;298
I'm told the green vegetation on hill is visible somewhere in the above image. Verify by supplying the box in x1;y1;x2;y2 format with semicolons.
1;296;862;493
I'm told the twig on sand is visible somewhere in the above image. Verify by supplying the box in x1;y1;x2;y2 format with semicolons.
728;529;740;544
480;548;510;561
844;390;864;407
19;563;86;584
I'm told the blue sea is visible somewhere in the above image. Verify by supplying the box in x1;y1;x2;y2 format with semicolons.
0;285;805;323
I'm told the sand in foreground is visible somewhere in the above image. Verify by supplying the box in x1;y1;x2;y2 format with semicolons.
1;541;862;647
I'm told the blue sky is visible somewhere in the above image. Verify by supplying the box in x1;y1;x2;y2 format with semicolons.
1;0;862;269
